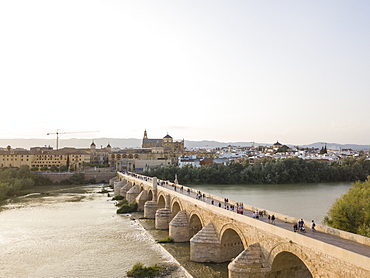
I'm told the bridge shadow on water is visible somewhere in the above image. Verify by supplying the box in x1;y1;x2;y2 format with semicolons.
138;216;229;278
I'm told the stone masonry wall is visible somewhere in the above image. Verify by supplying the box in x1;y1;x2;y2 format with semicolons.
41;172;117;183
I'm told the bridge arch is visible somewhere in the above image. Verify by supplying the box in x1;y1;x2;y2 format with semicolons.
268;242;314;278
219;223;248;249
219;224;246;262
189;212;204;239
157;194;166;209
170;198;182;219
147;190;153;201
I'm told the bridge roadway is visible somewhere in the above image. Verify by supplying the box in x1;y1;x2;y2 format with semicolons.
156;181;370;259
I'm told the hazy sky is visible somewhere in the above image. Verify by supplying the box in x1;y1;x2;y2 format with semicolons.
1;1;369;145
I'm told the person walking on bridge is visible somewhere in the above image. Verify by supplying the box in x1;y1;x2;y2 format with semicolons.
311;220;316;232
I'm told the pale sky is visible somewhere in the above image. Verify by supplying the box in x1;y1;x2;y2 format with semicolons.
1;1;369;145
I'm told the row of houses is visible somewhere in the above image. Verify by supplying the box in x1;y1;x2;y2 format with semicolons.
2;137;368;172
0;145;91;170
178;142;370;168
0;131;184;171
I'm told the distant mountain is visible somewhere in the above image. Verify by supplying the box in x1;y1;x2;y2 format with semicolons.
1;138;369;151
185;141;370;150
184;140;256;148
297;142;370;151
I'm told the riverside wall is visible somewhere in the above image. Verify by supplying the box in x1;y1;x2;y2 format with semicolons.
41;171;117;183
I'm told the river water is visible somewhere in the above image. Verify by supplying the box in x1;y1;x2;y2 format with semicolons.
0;185;187;278
0;182;353;278
190;182;352;223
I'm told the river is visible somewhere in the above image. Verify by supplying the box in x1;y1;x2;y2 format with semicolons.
0;185;187;278
0;182;352;278
189;182;353;223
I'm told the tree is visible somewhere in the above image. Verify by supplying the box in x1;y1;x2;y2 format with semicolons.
66;155;70;170
60;165;68;172
50;165;59;172
68;173;86;184
0;166;52;201
276;145;289;153
144;157;369;185
323;177;370;237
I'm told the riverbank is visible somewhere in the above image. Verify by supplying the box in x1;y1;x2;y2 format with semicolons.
40;171;116;183
128;213;193;278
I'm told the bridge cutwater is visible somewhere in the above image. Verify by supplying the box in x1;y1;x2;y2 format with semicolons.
112;172;370;278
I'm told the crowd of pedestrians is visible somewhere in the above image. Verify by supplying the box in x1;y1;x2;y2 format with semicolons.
293;219;316;233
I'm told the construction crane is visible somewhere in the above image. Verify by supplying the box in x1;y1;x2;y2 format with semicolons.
47;130;99;150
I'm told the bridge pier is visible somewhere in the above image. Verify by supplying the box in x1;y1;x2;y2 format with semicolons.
126;184;140;203
228;243;270;278
169;211;190;242
155;194;171;229
136;190;149;211
190;222;223;263
155;208;172;229
120;181;133;197
144;177;158;219
113;180;125;196
144;200;158;218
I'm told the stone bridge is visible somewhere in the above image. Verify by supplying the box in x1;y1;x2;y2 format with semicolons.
114;172;370;278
